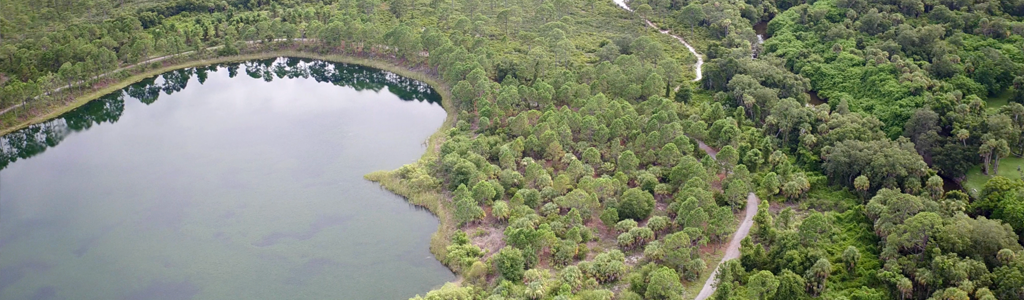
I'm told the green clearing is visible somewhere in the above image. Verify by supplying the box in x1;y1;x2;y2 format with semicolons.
985;88;1014;109
964;156;1024;196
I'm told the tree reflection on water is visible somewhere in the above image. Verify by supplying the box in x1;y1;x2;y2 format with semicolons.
0;57;442;170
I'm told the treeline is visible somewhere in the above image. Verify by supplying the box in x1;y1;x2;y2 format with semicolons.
0;57;441;170
0;0;373;111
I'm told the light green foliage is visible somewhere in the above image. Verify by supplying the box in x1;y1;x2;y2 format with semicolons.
495;246;526;282
752;200;773;240
669;156;706;186
582;147;603;169
473;181;497;204
854;175;870;198
866;188;931;238
717;145;739;171
616;232;635;249
637;172;659;193
822;137;927;191
600;208;619;228
647;216;670;234
410;283;474;300
644;241;665;262
446;231;485;271
678;207;708;230
513;188;543;209
493;201;511;222
805;258;831;296
761;172;780;196
662;231;705;281
775;270;806;300
644;267;684;300
781;173;810;201
724;178;750;209
842;246;861;272
455;185;486;225
560;265;584;291
579;250;627;284
553;240;580;266
617;150;639;175
974;176;1024;236
615;219;638;233
555;189;599;216
797;211;832;246
504;217;542;250
747;270;779;300
707;206;735;243
574;289;613;300
625;227;654;249
466;261;488;285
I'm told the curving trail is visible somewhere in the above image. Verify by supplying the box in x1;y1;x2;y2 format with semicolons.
610;2;758;297
611;0;703;82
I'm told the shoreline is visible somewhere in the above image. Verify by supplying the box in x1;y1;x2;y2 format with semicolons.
2;48;463;283
1;48;452;135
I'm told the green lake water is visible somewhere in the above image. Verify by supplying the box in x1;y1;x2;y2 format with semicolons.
0;58;454;300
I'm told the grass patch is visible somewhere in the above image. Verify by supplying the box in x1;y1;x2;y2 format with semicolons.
985;88;1013;109
963;156;1024;196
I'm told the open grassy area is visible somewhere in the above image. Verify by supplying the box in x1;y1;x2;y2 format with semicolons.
985;88;1014;109
964;156;1024;196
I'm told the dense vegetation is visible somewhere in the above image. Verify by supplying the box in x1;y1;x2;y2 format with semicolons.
3;0;1024;299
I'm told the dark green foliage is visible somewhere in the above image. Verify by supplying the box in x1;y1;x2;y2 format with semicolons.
616;188;655;221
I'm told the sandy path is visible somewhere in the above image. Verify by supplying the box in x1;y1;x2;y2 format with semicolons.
695;139;717;159
685;136;763;300
693;192;759;300
607;3;756;297
611;0;703;82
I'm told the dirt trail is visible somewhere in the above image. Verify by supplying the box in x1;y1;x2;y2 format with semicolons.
686;137;762;300
611;0;703;82
610;3;756;297
693;192;758;300
695;139;717;159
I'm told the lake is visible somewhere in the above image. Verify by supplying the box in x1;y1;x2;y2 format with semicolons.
0;58;454;300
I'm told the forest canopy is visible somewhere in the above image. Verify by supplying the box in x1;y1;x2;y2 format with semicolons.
2;0;1024;299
